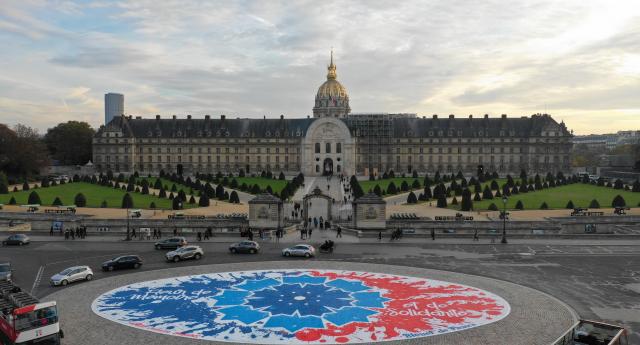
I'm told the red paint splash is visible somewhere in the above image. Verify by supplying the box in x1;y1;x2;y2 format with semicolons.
294;270;508;342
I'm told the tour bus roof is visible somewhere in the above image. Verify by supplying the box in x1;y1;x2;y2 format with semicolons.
59;205;76;208
0;280;39;312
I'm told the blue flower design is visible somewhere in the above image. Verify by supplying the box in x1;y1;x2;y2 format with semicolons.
246;282;351;316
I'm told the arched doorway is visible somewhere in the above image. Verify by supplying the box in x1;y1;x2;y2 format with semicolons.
323;158;333;176
302;187;332;228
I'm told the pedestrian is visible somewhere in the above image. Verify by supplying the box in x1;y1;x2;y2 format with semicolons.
431;228;435;241
153;228;157;239
378;231;382;241
309;228;313;237
70;229;75;240
49;226;54;236
248;230;253;241
473;229;479;241
173;227;177;236
336;226;342;238
158;229;162;238
320;221;324;230
197;232;202;242
300;228;305;240
325;221;330;230
64;229;69;240
132;228;137;238
276;228;281;243
204;229;210;240
314;218;318;228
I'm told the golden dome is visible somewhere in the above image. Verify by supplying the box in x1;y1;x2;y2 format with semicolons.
313;50;351;118
315;50;349;101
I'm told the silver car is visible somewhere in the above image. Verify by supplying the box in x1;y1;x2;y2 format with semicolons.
166;245;204;262
282;244;315;258
50;266;94;286
0;262;12;281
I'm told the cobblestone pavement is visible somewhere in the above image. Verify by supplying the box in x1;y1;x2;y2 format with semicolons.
46;261;576;345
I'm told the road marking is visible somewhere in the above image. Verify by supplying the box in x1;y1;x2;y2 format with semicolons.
31;266;44;295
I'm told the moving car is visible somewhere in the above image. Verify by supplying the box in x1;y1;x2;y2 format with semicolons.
102;255;143;271
166;246;204;262
229;241;260;254
2;234;30;246
282;244;315;258
0;262;12;281
50;266;93;286
154;237;187;250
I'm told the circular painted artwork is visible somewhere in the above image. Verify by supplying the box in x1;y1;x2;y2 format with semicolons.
92;270;510;344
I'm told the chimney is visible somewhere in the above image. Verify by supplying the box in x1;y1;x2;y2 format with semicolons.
205;115;210;120
469;115;473;119
137;116;142;120
187;115;192;119
280;114;284;120
432;114;438;119
449;114;454;119
501;114;507;119
155;115;160;120
172;115;177;120
484;114;489;119
221;115;226;121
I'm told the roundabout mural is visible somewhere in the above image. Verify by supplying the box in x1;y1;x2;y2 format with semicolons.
91;269;510;344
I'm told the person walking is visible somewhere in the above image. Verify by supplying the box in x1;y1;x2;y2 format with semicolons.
431;228;435;241
49;226;54;236
197;231;202;242
378;231;382;241
132;228;137;239
276;228;281;243
473;229;479;241
153;228;157;239
336;226;342;238
158;229;162;238
173;227;177;236
308;227;313;237
248;230;254;241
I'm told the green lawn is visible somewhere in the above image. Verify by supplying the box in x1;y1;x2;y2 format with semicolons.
234;177;288;194
360;177;422;195
0;182;191;209
462;184;640;210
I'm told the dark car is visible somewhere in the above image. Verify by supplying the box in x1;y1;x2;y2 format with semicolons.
102;255;143;271
229;241;260;254
2;234;30;246
0;262;12;281
154;237;187;250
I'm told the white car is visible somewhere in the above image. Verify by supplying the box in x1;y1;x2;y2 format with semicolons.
165;246;204;262
50;266;94;286
282;244;315;258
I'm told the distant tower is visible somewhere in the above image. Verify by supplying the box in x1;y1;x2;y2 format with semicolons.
313;50;350;118
105;93;124;124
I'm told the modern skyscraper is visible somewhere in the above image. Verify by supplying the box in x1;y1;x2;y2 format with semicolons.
105;93;124;124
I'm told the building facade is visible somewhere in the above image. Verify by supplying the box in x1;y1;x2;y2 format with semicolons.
93;54;573;177
105;93;124;125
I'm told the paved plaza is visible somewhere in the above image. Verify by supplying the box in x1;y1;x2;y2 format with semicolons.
47;261;576;345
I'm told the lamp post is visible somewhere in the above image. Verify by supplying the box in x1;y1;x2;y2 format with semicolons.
125;208;131;241
501;196;508;244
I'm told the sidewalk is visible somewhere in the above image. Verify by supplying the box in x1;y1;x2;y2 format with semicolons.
7;230;640;246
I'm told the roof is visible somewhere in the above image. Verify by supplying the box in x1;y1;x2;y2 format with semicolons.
0;280;39;311
248;193;283;205
353;192;386;205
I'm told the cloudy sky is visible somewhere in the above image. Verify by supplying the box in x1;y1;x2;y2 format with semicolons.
1;0;639;134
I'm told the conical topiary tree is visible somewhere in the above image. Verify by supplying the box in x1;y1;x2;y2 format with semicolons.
565;200;575;209
436;193;447;208
451;196;458;205
149;202;156;209
488;203;498;211
406;191;418;204
172;197;182;210
612;195;626;207
540;202;548;209
188;195;196;204
52;197;63;206
121;193;134;209
515;200;524;210
100;200;108;208
74;193;87;207
229;191;240;203
27;191;41;205
482;185;493;200
199;193;210;207
589;199;600;208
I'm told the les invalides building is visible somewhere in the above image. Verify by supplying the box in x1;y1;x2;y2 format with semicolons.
93;52;572;177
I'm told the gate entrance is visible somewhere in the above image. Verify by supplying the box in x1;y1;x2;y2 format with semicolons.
302;187;332;228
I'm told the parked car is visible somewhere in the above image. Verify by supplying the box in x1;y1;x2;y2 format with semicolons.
2;234;30;246
166;246;204;262
282;244;315;258
50;266;93;286
102;255;143;271
0;262;12;281
229;241;260;254
154;237;187;250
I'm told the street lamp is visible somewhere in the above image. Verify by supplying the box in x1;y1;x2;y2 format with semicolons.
501;196;508;244
126;208;131;241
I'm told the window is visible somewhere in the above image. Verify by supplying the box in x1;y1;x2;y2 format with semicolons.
315;143;320;153
336;143;341;153
326;143;331;153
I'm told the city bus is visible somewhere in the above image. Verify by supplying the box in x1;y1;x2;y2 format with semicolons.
0;281;62;344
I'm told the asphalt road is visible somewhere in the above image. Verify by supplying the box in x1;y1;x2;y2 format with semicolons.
1;239;638;343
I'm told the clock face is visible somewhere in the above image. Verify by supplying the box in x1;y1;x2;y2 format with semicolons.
93;269;510;344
